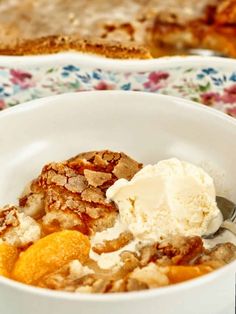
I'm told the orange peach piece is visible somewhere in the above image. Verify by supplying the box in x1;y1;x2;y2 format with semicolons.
12;230;90;285
0;243;19;278
167;265;213;284
41;221;61;236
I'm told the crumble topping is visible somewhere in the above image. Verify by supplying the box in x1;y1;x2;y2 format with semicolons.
92;231;134;254
129;262;169;288
37;234;232;293
69;260;94;280
83;170;112;188
20;150;142;235
0;206;19;235
198;242;236;265
0;205;41;247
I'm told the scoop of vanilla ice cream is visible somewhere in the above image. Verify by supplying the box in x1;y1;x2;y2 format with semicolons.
106;158;223;241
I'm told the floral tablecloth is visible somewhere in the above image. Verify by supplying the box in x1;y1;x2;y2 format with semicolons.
0;65;236;117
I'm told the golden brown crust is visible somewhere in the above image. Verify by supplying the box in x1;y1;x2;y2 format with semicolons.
151;22;236;58
156;236;204;265
20;150;142;235
198;242;236;265
215;0;236;24
0;35;152;59
149;0;236;57
1;0;236;59
0;206;19;237
92;231;134;254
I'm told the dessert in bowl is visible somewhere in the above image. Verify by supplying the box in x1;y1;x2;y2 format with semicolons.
0;91;235;314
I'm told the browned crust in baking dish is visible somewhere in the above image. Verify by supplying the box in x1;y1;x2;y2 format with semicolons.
150;0;236;58
0;0;236;58
0;35;152;59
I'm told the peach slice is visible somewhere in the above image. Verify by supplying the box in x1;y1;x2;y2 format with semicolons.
167;265;213;284
12;230;90;285
0;243;19;278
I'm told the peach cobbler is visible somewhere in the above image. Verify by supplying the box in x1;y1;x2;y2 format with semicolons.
0;150;235;293
0;0;236;58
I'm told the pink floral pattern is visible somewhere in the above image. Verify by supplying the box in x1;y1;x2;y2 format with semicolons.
143;71;169;92
9;69;35;89
221;84;236;104
0;64;236;118
0;99;5;110
200;92;221;106
94;81;115;90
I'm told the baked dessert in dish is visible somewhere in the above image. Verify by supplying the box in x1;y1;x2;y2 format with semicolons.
0;0;236;58
0;150;235;293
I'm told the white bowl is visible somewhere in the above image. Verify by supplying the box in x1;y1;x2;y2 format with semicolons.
0;91;235;314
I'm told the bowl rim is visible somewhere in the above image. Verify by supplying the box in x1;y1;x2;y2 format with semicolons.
0;54;236;72
0;90;235;301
